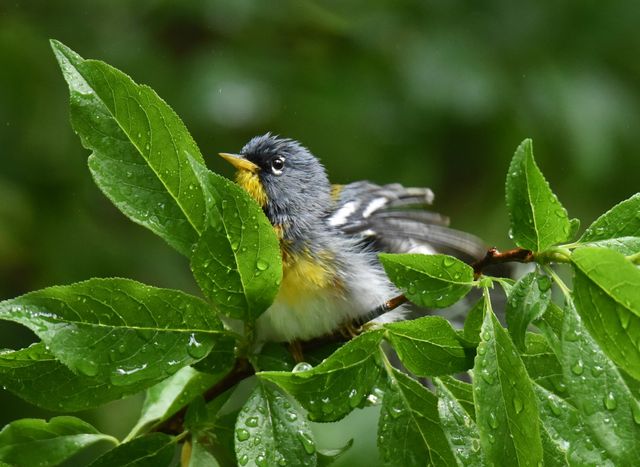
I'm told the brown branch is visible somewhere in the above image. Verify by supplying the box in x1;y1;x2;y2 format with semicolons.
155;357;254;435
471;247;533;279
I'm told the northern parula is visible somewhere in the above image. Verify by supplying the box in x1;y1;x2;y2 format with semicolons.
219;134;484;343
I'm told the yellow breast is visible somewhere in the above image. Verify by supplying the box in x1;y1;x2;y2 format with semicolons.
277;248;341;306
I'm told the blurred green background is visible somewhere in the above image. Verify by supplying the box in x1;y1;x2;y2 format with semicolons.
1;0;639;463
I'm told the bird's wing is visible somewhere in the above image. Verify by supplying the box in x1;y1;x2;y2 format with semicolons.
327;181;486;262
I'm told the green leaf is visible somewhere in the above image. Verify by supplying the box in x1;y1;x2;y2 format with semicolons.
379;254;474;308
534;301;564;354
384;316;473;377
51;40;207;256
190;168;282;321
185;399;238;467
188;437;222;467
571;247;640;379
521;333;565;397
0;416;117;467
378;369;456;466
89;433;176;467
534;384;614;466
256;343;295;372
436;376;475;420
235;381;317;466
580;237;640;256
462;298;485;346
559;299;640;463
0;343;159;411
259;331;383;422
580;193;640;242
317;439;354;467
0;278;228;387
126;366;225;440
434;378;485;467
505;139;571;252
473;298;543;466
506;271;552;351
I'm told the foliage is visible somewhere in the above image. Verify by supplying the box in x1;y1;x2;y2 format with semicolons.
1;41;640;466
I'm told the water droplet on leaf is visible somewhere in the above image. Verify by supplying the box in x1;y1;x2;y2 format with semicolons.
236;428;250;442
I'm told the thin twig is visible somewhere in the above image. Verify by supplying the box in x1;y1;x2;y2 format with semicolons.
471;247;534;279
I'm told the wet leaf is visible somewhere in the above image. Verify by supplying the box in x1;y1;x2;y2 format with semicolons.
505;139;571;251
379;254;473;308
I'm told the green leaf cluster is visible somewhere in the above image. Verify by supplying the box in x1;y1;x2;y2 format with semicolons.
2;42;640;466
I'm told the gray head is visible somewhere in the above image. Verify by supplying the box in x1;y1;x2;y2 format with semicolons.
219;134;332;241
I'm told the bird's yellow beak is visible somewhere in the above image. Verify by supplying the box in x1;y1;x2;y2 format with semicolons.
218;153;259;173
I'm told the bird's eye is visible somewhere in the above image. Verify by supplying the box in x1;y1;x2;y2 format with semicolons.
271;157;285;175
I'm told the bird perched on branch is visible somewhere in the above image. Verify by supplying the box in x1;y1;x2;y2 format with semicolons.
219;134;484;343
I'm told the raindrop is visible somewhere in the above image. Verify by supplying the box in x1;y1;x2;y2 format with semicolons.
245;416;259;427
292;362;313;373
604;392;617;411
443;256;456;267
590;366;604;377
571;360;584;375
547;396;562;416
76;359;99;377
238;454;249;465
631;402;640;425
617;309;631;330
488;412;498;429
256;260;269;271
255;455;267;466
236;428;250;442
477;368;493;385
187;333;208;358
513;398;524;414
296;430;316;454
564;329;580;342
537;275;551;292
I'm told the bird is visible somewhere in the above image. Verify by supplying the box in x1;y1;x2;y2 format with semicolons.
218;134;485;344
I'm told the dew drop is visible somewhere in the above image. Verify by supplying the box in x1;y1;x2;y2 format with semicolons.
443;256;456;267
76;359;99;377
617;309;631;330
471;439;480;452
256;260;269;271
480;369;494;385
477;345;486;356
590;365;604;377
513;398;524;414
285;412;297;422
547;395;562;416
255;454;267;466
296;430;316;454
537;275;551;292
604;392;617;411
488;412;499;429
187;333;208;359
245;416;259;427
571;359;584;375
292;362;313;373
236;428;250;442
564;329;580;342
631;402;640;425
238;454;249;465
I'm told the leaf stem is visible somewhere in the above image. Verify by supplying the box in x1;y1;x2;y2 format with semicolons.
542;265;572;300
